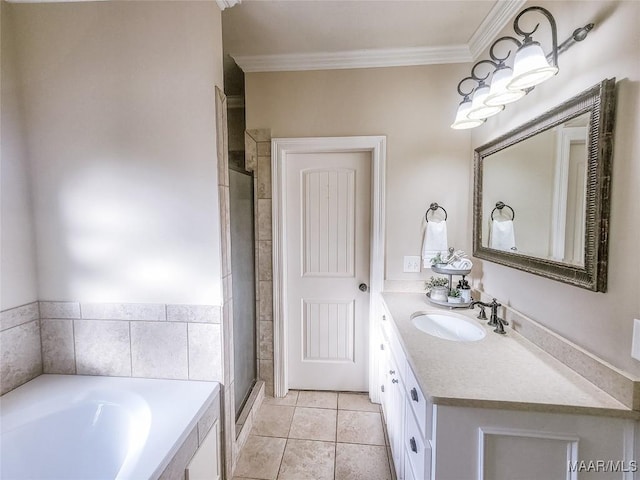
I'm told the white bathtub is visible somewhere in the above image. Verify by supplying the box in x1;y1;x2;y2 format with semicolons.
0;374;220;480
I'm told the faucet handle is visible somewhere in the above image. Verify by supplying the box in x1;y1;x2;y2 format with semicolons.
494;317;508;335
476;305;487;320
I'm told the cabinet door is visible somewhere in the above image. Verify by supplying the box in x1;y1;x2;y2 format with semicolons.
186;420;220;480
403;450;417;480
404;401;431;480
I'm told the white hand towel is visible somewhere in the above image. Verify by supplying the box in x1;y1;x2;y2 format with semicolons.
422;220;448;267
442;258;473;270
489;219;517;252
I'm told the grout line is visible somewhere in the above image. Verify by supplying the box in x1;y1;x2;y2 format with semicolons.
72;319;77;374
334;414;339;480
275;437;288;480
186;322;191;380
37;317;44;374
128;321;133;376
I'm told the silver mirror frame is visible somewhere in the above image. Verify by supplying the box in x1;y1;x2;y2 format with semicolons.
473;78;616;292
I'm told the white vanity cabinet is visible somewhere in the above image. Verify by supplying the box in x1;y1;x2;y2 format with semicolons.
378;296;640;480
380;311;407;479
380;304;433;480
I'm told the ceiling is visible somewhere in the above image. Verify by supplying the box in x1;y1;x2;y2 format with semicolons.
221;0;526;94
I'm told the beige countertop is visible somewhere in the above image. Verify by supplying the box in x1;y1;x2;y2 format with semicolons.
381;292;639;419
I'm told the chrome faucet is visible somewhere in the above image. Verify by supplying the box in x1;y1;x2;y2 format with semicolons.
469;298;508;334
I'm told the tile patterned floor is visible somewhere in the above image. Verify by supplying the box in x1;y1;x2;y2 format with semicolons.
233;391;393;480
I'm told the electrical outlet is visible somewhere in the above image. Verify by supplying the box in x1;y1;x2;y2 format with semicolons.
632;319;640;361
403;255;421;273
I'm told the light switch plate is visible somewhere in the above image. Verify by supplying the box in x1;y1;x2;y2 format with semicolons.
631;319;640;361
403;255;421;273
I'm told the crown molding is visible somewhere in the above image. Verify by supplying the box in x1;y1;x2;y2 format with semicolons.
216;0;241;11
467;0;528;59
233;45;472;73
232;0;525;73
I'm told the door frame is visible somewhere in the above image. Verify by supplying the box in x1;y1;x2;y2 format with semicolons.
272;136;386;401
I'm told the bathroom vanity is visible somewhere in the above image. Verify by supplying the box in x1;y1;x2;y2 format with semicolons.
378;292;639;480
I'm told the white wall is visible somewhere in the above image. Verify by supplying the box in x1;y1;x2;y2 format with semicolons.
245;64;472;282
10;2;224;305
1;2;39;310
472;0;640;376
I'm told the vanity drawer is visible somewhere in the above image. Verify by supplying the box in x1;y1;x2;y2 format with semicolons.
405;365;428;439
404;398;431;480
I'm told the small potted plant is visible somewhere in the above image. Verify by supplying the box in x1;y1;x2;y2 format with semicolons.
457;278;472;303
425;276;449;302
447;288;463;304
429;252;447;268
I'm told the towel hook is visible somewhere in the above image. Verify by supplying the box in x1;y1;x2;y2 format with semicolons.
490;201;515;221
425;202;448;222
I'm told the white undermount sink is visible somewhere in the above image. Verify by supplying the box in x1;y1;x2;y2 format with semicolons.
412;312;486;342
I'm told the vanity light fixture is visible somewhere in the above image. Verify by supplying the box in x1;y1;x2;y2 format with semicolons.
450;74;487;129
451;6;594;129
467;60;505;120
451;96;486;130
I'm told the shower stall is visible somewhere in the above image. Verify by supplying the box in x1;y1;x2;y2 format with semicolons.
229;167;257;418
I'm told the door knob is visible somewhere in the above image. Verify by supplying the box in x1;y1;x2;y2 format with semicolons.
359;283;368;292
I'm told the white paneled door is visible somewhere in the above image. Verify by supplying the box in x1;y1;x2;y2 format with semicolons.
285;151;371;391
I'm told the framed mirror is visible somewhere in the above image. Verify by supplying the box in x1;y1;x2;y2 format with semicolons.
473;78;616;292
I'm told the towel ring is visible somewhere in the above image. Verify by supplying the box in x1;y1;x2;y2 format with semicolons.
490;201;515;221
425;202;447;222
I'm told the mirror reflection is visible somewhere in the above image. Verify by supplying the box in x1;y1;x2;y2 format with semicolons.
481;112;589;266
473;78;615;292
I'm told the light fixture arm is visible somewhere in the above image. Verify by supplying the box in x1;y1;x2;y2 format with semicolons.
489;36;522;65
470;59;499;84
456;76;478;100
555;23;594;56
513;6;558;68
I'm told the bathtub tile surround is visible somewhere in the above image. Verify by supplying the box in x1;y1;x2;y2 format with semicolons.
40;319;75;374
167;304;221;323
81;302;166;321
0;302;42;395
35;301;78;320
75;320;132;376
131;322;189;379
0;301;39;331
158;426;199;480
0;301;224;396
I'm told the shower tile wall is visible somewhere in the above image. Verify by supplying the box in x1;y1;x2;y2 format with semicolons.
0;301;223;395
246;129;274;397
